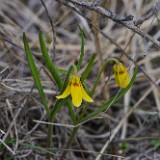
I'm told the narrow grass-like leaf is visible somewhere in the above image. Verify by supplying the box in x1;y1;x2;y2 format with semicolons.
81;54;96;82
58;68;67;75
78;68;138;124
61;66;73;93
23;33;50;115
76;25;84;71
50;99;68;121
39;33;76;123
39;32;63;89
21;143;56;156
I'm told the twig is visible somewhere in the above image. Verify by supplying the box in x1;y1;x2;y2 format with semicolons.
134;1;160;26
40;0;56;61
0;24;23;49
54;0;160;48
92;0;104;6
57;0;134;21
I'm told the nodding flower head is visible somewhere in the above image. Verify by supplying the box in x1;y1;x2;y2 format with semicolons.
113;62;130;88
56;74;93;107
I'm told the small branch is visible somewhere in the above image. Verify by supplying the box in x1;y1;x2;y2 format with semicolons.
134;1;160;26
118;20;160;48
54;0;160;48
92;0;104;6
65;0;134;21
40;0;56;61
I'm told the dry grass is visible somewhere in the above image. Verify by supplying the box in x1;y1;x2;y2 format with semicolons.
0;0;160;160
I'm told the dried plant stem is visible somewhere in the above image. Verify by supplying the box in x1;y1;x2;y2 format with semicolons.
91;6;109;98
40;0;56;61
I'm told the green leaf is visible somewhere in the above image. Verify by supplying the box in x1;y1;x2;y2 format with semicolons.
76;25;85;71
39;32;63;89
78;68;138;124
61;66;73;93
0;138;15;152
23;33;50;115
150;139;160;150
81;54;96;82
58;68;67;75
119;142;129;150
20;143;56;156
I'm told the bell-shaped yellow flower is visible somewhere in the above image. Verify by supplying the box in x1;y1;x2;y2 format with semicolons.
56;74;94;107
113;62;130;88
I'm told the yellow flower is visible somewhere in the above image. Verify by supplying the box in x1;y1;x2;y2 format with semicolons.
56;74;94;107
113;62;130;88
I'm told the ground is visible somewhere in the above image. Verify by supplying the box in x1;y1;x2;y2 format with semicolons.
0;0;160;160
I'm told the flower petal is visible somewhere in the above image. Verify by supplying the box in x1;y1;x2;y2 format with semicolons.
81;86;94;102
56;85;71;99
71;83;82;107
113;63;130;88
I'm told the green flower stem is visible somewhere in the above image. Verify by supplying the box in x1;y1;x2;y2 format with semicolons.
92;57;118;94
47;100;62;160
60;126;79;159
47;99;68;159
78;103;89;122
73;64;78;74
108;57;119;64
47;122;53;160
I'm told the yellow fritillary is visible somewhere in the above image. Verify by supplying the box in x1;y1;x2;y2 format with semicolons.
56;74;93;107
113;62;130;88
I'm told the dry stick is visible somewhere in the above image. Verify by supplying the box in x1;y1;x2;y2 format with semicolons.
92;0;104;6
1;98;27;157
0;27;23;50
57;0;160;48
134;1;160;26
145;57;160;111
95;78;160;160
40;0;56;61
65;0;134;21
6;99;19;153
55;0;160;91
91;3;109;98
92;9;102;65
